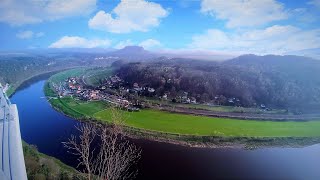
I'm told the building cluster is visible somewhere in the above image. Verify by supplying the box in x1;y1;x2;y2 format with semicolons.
53;76;142;111
54;75;268;111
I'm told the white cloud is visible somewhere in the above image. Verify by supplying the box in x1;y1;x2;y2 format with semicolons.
88;0;168;33
16;30;44;39
114;39;134;49
158;48;238;61
35;32;45;38
139;39;162;49
49;36;111;48
201;0;288;28
189;25;320;54
114;39;162;49
0;0;97;25
308;0;320;8
16;31;34;39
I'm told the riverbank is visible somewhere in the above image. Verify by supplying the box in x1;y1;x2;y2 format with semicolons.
46;95;320;148
22;142;83;179
44;70;320;148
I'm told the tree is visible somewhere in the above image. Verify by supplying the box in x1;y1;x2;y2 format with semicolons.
63;107;141;180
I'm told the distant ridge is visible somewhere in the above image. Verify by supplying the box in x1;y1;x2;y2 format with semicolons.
225;54;319;67
108;46;158;60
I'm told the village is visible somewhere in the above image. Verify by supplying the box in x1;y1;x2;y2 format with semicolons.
50;73;270;113
50;73;217;112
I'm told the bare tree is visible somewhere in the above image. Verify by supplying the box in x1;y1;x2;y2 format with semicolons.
63;107;141;180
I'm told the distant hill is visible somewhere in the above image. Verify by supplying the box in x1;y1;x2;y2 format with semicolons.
286;48;320;60
225;54;319;67
108;46;158;60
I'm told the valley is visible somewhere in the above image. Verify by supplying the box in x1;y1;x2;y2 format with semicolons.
44;64;320;147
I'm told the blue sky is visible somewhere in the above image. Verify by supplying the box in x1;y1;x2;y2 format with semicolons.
0;0;319;55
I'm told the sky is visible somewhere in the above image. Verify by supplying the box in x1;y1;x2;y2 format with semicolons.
0;0;319;55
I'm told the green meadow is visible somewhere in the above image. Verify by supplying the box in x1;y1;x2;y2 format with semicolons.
49;96;320;138
93;108;320;137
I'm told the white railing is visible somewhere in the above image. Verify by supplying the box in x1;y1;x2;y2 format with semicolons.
0;90;27;180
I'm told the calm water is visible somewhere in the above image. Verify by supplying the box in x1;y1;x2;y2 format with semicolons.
10;80;320;180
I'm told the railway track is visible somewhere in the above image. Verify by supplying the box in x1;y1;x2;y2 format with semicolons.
158;105;320;121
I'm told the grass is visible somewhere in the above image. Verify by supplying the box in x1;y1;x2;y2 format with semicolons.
6;86;15;97
49;68;88;84
44;82;57;97
93;109;320;137
83;68;113;86
23;142;83;180
48;96;109;119
60;97;109;116
49;98;86;119
48;95;320;138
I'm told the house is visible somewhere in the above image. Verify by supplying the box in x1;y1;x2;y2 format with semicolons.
186;98;191;104
228;98;235;103
120;99;130;108
148;87;155;93
162;94;168;100
190;97;197;104
133;82;139;88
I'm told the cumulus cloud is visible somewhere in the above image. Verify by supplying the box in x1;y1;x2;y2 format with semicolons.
201;0;288;28
189;25;320;54
0;0;97;25
139;39;162;49
88;0;168;33
16;30;44;39
49;36;111;48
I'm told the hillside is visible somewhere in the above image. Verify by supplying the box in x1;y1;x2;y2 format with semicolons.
115;55;320;113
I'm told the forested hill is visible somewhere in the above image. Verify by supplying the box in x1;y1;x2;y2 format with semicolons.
116;55;320;113
225;55;320;111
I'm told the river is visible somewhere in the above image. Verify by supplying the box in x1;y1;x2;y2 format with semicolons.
10;79;320;180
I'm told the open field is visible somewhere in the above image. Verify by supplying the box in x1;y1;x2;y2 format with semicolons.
93;109;320;137
48;97;109;119
48;68;88;84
